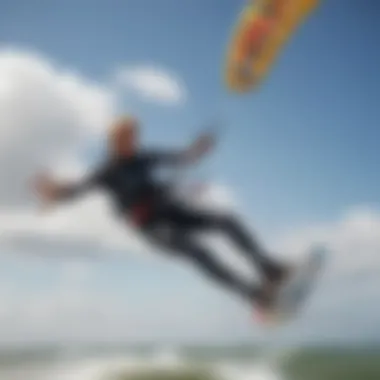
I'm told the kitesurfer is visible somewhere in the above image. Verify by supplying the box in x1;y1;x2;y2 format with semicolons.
33;116;290;309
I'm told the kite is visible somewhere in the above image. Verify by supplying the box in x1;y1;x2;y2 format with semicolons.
225;0;320;92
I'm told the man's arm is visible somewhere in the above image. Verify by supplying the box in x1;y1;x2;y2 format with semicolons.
33;170;102;210
181;131;216;164
151;131;217;167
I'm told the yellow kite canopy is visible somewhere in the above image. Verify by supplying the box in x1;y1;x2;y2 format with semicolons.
225;0;319;92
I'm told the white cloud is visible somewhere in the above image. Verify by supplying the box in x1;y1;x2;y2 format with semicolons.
0;254;234;344
115;66;186;105
0;48;115;207
274;205;380;280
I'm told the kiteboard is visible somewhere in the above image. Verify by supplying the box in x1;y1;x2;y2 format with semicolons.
254;245;327;326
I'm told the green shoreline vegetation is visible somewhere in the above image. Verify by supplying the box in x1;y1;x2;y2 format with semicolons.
0;345;380;379
110;349;380;380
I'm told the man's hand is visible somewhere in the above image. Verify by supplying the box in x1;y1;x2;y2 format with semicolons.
32;173;62;211
184;130;217;164
194;131;216;155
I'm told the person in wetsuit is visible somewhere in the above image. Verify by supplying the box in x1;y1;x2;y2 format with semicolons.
33;116;289;308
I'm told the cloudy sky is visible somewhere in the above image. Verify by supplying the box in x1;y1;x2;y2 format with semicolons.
0;0;379;345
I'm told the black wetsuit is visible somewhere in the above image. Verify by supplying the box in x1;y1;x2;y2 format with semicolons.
61;150;282;304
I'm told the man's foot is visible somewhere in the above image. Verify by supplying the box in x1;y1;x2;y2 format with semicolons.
256;264;293;310
266;262;292;284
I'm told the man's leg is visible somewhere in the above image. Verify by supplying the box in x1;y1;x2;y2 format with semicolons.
144;224;259;304
165;203;287;282
210;214;287;282
185;210;291;308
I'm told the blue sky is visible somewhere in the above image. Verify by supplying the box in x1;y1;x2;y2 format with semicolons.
2;0;379;233
1;0;380;343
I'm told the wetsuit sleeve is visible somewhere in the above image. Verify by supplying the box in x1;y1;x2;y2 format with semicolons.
146;150;184;166
58;169;105;201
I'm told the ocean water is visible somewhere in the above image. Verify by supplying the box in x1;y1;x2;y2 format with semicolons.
0;345;379;380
